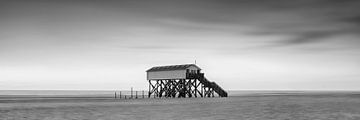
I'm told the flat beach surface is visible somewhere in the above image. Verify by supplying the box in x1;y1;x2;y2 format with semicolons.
1;92;360;120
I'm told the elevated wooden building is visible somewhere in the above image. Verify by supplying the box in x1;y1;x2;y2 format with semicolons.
146;64;227;98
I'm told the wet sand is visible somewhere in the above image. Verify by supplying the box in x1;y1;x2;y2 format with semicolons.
1;92;360;120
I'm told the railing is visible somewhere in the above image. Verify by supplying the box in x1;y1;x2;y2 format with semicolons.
186;73;204;79
200;77;212;87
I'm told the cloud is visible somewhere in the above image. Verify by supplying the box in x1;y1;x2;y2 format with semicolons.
231;0;360;46
342;15;360;27
1;0;360;51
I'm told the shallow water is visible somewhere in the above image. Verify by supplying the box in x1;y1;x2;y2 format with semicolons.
1;92;360;120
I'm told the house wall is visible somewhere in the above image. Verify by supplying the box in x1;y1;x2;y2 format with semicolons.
147;70;186;80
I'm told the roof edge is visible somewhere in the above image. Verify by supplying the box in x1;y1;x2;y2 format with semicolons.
146;64;201;72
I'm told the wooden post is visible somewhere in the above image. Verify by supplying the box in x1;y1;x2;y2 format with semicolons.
212;90;214;97
148;80;151;98
119;91;122;99
142;90;144;98
131;87;133;99
154;89;156;98
115;92;117;99
194;79;197;98
201;84;204;97
136;91;138;99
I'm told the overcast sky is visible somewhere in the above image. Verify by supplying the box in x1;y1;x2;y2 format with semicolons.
1;0;360;90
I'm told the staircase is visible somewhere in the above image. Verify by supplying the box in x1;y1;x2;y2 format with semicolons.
200;77;228;97
187;73;228;97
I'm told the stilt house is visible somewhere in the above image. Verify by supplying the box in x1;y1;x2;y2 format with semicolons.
146;64;227;98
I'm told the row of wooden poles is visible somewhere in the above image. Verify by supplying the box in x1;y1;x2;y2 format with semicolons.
114;87;148;99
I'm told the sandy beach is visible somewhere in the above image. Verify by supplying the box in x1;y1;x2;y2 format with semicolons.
1;92;360;120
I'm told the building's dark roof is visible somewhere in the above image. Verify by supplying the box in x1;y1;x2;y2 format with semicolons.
146;64;201;72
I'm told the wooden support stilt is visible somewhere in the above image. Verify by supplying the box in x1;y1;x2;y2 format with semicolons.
146;72;226;98
201;84;204;97
148;80;151;98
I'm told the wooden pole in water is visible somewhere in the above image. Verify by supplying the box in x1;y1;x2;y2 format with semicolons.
136;91;138;99
119;91;122;99
115;92;117;99
142;90;144;98
131;87;133;99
